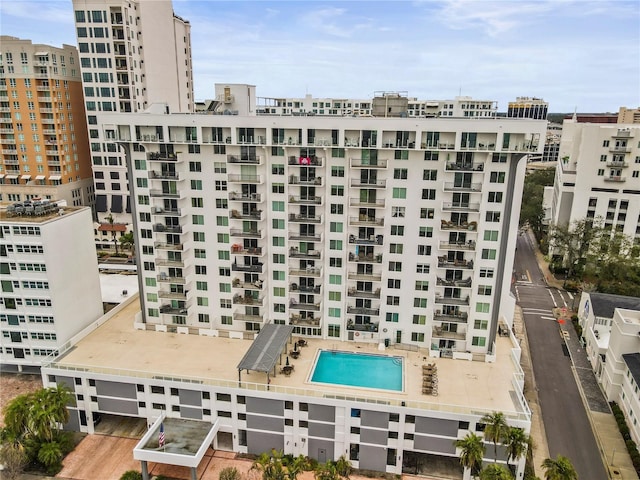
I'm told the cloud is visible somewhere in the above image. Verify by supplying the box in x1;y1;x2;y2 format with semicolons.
0;0;72;24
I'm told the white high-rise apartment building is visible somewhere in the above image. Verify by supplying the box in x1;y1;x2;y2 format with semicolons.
101;99;544;356
72;0;193;225
0;205;103;370
549;120;640;243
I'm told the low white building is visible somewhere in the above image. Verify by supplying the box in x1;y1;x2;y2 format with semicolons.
0;205;104;371
577;292;640;443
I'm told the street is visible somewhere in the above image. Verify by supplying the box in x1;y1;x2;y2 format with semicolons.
513;232;608;480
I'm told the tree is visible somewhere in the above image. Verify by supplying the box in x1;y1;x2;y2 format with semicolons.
455;432;485;478
251;450;287;480
519;167;555;237
314;462;339;480
480;463;514;480
481;412;509;462
119;231;135;252
0;443;28;480
504;427;530;465
120;471;143;480
105;213;119;254
37;441;63;474
541;455;578;480
334;455;352;479
284;454;310;480
548;217;604;279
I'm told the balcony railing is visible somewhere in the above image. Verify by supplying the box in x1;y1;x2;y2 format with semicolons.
151;207;182;216
289;300;320;311
436;277;472;287
148;152;176;161
609;146;631;153
288;196;322;205
434;295;470;305
604;176;626;182
232;279;263;290
154;242;183;251
229;192;262;202
348;198;385;208
233;312;264;323
348;216;384;227
155;258;184;267
290;283;321;294
433;311;468;323
440;220;478;231
439;240;476;251
158;290;187;300
613;129;633;138
289;213;322;223
230;209;263;220
289;248;321;259
347;271;382;281
233;294;264;306
432;327;466;341
350;178;386;188
445;162;485;172
290;315;320;326
149;171;179;180
288;175;322;186
230;228;262;238
346;306;380;316
288;232;322;242
606;160;628;168
347;322;379;332
230;245;263;256
442;202;480;212
437;257;473;269
443;182;482;192
149;189;181;198
347;288;381;299
289;267;322;277
349;234;384;245
153;224;183;234
227;155;261;164
160;305;188;315
348;252;383;264
228;174;262;183
231;263;264;273
157;275;186;284
288;156;323;167
349;158;388;169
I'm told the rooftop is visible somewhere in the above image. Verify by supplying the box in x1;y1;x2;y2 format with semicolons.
589;293;640;318
0;205;83;224
623;353;640;387
49;295;528;421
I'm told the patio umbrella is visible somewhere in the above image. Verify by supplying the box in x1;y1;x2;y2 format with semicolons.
286;356;290;366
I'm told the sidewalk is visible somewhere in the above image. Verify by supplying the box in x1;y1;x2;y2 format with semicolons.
527;230;639;480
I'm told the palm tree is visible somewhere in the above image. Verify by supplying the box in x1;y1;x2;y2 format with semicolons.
479;464;513;480
314;462;339;480
541;455;578;480
251;450;287;480
285;454;309;480
334;455;352;479
481;412;509;462
455;432;485;479
504;427;529;466
36;440;63;474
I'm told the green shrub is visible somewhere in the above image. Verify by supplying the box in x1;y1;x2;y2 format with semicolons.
219;466;242;480
120;471;143;480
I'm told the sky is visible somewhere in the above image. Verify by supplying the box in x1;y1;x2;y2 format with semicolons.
1;0;639;113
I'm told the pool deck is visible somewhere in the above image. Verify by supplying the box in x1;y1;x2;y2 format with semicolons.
50;296;527;419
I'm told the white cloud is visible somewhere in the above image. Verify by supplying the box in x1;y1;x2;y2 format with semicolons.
0;0;72;25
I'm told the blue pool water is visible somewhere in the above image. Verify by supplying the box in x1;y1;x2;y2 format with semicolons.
310;350;403;391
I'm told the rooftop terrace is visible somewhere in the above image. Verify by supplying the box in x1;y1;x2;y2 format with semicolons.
48;295;529;421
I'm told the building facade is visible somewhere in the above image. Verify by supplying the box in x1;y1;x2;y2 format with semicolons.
72;0;194;226
548;121;640;243
577;292;640;444
618;107;640;124
0;36;94;207
507;97;548;120
0;205;103;370
100;108;544;357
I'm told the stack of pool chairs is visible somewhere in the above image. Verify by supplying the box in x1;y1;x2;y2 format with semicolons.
422;363;438;396
6;200;58;217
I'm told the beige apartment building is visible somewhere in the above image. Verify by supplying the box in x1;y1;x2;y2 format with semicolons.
0;36;94;207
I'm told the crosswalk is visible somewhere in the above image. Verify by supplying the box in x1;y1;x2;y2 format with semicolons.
521;307;556;321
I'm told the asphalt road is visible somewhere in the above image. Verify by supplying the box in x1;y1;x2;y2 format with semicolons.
513;232;608;480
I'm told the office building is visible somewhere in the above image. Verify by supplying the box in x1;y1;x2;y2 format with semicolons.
0;36;94;207
0;205;103;370
507;97;548;120
99;96;545;358
577;292;640;444
618;107;640;124
548;121;640;243
72;0;193;227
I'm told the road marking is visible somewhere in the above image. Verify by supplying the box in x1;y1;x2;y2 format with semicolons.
525;269;532;282
541;316;557;321
523;308;552;313
567;292;574;300
548;290;558;307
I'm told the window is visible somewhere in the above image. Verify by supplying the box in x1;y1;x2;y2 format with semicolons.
328;308;341;317
390;225;404;236
392;188;406;199
386;312;399;322
191;179;202;190
329;257;342;267
421;189;436;200
389;261;402;272
486;211;501;222
387;296;400;306
273;287;285;297
412;315;426;324
189;161;201;172
392;206;405;218
479;268;494;278
602;140;610;147
394;168;408;179
411;332;425;342
476;302;490;313
481;249;496;260
329;275;342;285
488;192;503;203
413;298;428;308
490;172;505;183
423;169;437;181
215;181;227;191
272;183;285;194
389;243;403;254
416;264;429;273
419;227;433;237
192;198;203;208
272;201;284;212
415;281;429;291
331;185;344;196
420;208;434;219
417;245;431;255
330;204;344;215
474;320;488;330
472;336;486;347
272;237;285;247
272;164;284;174
331;166;344;177
388;279;401;289
483;230;498;241
597;169;605;176
272;219;285;229
478;285;492;295
329;240;343;250
330;222;343;233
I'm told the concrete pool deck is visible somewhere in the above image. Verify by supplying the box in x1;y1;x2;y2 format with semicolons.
50;295;527;419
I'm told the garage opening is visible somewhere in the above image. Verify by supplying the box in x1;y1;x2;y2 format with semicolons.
93;413;148;438
402;451;463;479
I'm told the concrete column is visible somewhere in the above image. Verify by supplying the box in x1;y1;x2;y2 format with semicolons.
141;460;149;480
191;466;197;480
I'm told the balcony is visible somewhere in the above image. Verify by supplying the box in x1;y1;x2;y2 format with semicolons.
153;224;183;234
155;258;184;267
3;158;19;165
2;148;17;155
154;242;183;251
346;306;380;316
347;271;382;282
288;195;322;205
350;178;386;188
0;128;14;133
158;290;187;300
149;189;181;198
160;305;188;315
229;192;262;202
606;160;628;168
288;156;323;167
436;277;472;287
39;108;53;114
1;138;16;144
443;182;482;192
231;263;264;273
230;228;262;238
228;174;262;184
233;294;264;306
609;146;631;153
348;216;384;227
289;299;320;311
45;149;60;156
445;162;485;172
347;288;381;299
148;152;177;161
432;327;466;341
346;321;379;332
233;312;265;323
290;283;321;294
289;248;321;259
439;240;476;251
349;234;384;245
434;295;470;306
37;96;52;103
437;257;473;269
613;129;633;138
230;245;263;256
440;220;478;231
442;202;480;212
604;176;626;182
230;209;263;220
349;158;388;169
348;252;383;264
289;315;320;326
40;118;55;124
4;168;20;174
433;311;468;323
227;154;261;164
232;279;263;290
348;198;385;208
288;232;322;242
149;170;180;180
157;274;186;284
289;267;322;277
288;175;322;186
151;207;182;216
289;213;322;223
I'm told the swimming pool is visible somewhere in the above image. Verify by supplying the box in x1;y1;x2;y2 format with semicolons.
310;350;403;391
